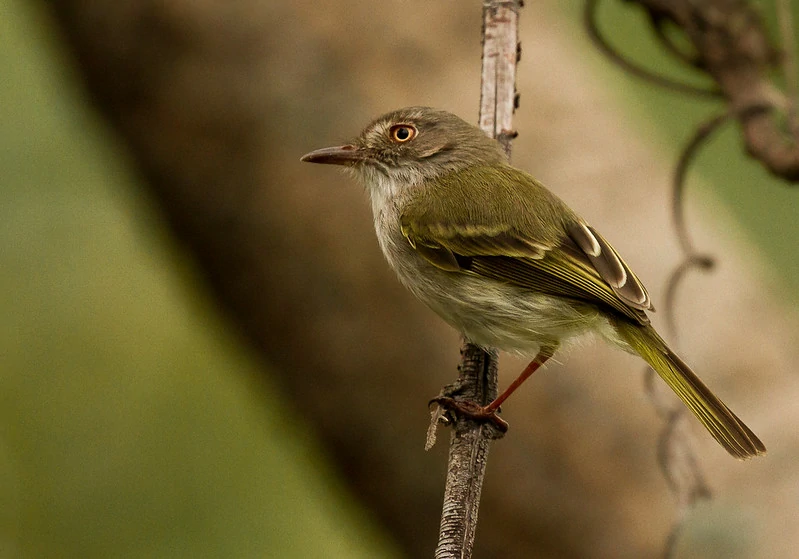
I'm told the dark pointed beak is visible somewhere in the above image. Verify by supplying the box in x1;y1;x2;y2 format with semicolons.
300;144;365;166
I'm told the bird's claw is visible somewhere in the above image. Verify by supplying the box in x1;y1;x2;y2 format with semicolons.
429;396;509;433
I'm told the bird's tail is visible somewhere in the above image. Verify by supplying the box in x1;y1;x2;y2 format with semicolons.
613;320;766;459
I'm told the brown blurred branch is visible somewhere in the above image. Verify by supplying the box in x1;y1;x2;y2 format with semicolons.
589;0;799;181
778;0;799;138
584;0;721;97
587;1;794;556
663;111;731;336
432;2;521;557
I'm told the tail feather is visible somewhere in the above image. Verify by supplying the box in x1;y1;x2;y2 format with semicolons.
614;320;766;460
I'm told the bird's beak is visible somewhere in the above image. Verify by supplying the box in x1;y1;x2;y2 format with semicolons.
300;144;365;166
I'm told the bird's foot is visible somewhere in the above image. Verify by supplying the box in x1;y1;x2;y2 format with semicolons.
428;396;509;433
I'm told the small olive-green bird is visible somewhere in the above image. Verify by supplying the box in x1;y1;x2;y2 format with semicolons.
301;106;765;459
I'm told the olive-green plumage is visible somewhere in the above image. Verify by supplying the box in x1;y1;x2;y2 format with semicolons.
301;106;766;459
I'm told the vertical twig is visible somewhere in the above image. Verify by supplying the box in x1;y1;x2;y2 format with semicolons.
433;2;521;558
434;345;500;559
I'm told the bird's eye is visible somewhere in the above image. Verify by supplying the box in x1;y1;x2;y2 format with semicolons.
389;124;417;143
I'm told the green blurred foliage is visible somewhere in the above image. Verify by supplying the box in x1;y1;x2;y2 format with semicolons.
0;2;399;558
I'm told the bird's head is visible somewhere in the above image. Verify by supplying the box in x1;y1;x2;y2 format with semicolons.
302;107;507;195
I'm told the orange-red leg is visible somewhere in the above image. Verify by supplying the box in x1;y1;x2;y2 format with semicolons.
432;344;558;431
484;344;557;413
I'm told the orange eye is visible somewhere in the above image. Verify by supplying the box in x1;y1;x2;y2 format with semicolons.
389;124;417;143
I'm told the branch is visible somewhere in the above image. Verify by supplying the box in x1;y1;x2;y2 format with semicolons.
584;0;721;97
433;345;501;559
432;2;521;557
626;0;799;181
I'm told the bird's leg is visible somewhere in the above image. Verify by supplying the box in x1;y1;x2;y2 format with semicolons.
431;344;558;432
484;344;557;413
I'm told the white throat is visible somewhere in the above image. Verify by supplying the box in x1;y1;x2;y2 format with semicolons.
354;164;424;225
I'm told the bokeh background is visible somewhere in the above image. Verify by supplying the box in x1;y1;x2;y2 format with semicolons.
2;1;798;558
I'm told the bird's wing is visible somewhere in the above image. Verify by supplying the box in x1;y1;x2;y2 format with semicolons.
399;166;652;324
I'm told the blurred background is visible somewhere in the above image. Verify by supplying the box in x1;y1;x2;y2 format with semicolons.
2;1;798;557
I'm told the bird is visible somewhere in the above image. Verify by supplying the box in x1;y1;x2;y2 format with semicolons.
301;106;766;459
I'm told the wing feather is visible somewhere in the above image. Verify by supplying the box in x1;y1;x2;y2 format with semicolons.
398;165;652;324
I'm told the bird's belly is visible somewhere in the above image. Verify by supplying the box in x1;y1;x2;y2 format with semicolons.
379;230;611;356
411;268;607;354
